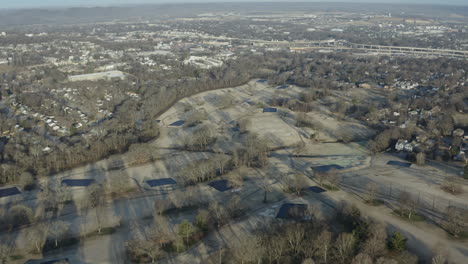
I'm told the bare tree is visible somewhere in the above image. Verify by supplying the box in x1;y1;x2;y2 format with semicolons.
394;251;418;264
306;204;323;222
54;184;72;214
334;233;356;264
316;168;339;188
48;220;70;248
27;223;49;253
315;230;332;263
431;250;448;264
0;242;12;264
126;239;162;263
81;183;106;233
362;222;387;258
444;207;468;238
109;172;131;195
187;124;216;150
251;169;272;204
231;234;264;264
267;236;288;263
441;176;463;195
375;257;399;264
296;112;312;127
365;182;380;204
244;133;271;168
352;253;373;264
280;173;306;195
127;144;158;166
211;248;226;264
39;182;71;215
302;259;316;264
292;174;308;196
186;109;208;127
39;183;57;212
315;172;327;187
285;223;306;257
19;171;34;190
170;189;186;209
226;170;243;188
213;155;230;176
397;191;418;220
151;215;173;247
416;152;426;166
208;201;227;228
226;196;245;218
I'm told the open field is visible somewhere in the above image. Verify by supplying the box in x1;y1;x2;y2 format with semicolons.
1;80;467;264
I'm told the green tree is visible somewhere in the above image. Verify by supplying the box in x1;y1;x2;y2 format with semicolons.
194;210;209;232
177;220;195;244
70;125;77;135
388;231;407;252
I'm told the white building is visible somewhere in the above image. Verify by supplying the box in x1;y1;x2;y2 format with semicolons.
395;139;418;152
68;71;127;82
183;56;223;69
395;139;408;151
404;142;418;152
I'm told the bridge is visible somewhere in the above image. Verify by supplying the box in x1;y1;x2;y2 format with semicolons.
347;43;468;58
244;39;468;59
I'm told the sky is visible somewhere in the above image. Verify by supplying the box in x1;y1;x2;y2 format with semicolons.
1;0;467;9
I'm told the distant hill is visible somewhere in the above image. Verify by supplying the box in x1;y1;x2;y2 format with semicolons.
0;2;466;27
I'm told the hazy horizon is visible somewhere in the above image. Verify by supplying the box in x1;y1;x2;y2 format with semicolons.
2;0;468;9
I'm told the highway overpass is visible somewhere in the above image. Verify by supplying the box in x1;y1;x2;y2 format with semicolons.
246;39;468;59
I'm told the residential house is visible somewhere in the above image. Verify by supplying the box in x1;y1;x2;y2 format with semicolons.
395;139;419;152
404;141;419;152
395;139;408;151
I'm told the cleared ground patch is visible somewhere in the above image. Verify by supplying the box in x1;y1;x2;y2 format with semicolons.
0;187;21;198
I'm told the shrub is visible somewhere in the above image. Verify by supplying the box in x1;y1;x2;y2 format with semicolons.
388;232;407;252
19;172;35;191
194;210;209;232
9;205;34;227
441;176;463;195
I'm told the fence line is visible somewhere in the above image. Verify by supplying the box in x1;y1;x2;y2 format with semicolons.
337;180;467;225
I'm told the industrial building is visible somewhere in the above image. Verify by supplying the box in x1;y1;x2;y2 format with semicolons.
68;70;127;82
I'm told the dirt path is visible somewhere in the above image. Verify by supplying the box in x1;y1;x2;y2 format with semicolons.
328;191;468;263
160;188;468;264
